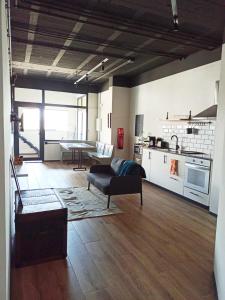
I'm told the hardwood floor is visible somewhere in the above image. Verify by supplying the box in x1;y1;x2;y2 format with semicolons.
11;162;217;300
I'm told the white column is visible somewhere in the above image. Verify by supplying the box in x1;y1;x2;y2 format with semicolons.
210;46;225;214
0;1;12;299
213;42;225;299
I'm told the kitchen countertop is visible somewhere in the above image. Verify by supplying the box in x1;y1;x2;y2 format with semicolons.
143;146;213;161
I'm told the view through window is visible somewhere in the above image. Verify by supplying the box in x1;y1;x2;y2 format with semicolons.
14;88;88;159
44;106;86;140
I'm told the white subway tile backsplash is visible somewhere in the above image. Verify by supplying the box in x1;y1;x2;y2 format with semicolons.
161;121;216;157
205;140;211;145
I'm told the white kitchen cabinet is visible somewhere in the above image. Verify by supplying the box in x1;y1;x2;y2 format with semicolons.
142;148;151;181
150;150;168;188
165;153;185;195
141;148;185;196
183;187;209;206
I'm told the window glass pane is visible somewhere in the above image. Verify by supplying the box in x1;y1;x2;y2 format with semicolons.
18;107;40;159
44;106;87;140
45;90;86;106
187;169;205;187
82;96;87;107
15;88;42;103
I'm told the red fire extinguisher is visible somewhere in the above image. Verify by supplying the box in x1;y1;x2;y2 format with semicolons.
117;128;124;149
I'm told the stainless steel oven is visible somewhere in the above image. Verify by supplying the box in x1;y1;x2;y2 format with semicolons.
184;157;211;195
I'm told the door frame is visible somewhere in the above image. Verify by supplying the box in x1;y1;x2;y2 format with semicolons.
13;101;45;161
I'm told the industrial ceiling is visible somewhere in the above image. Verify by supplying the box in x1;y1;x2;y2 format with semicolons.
10;0;225;85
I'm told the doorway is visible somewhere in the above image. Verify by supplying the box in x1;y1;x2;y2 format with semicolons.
14;105;43;160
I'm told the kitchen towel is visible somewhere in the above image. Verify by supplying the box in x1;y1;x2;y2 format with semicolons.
170;159;178;176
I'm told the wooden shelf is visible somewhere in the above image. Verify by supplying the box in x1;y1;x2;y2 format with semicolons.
160;119;212;125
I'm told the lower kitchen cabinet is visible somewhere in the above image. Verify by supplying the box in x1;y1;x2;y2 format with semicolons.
142;149;185;196
150;150;168;188
183;186;210;206
142;148;151;181
165;153;185;195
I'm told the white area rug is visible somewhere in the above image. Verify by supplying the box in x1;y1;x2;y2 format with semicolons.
55;187;122;221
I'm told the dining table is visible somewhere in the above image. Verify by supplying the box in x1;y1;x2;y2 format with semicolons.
60;142;96;171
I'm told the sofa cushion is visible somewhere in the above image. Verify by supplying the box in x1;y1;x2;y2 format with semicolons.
118;160;146;178
111;157;125;175
87;173;112;194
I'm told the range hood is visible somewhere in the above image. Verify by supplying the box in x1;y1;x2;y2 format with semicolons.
193;104;217;119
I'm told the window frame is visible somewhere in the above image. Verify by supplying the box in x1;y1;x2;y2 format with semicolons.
44;104;87;141
13;87;88;160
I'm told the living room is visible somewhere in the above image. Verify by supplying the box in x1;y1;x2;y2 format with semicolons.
1;1;225;300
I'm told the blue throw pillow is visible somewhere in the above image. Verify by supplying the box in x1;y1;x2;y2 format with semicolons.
118;160;136;176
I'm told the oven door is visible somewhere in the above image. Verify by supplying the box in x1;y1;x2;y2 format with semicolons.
184;163;210;194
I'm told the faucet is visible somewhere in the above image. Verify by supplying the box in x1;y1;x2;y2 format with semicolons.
171;135;179;151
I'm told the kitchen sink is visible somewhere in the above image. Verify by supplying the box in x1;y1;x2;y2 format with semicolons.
166;148;205;155
180;150;205;155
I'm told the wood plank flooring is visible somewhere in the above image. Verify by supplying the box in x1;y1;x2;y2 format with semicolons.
11;162;217;300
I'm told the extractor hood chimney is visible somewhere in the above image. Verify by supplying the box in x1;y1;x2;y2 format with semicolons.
193;104;217;119
194;80;219;119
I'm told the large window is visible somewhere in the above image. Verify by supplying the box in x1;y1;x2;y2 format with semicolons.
14;87;87;140
15;88;42;103
44;90;87;140
45;90;86;107
44;106;86;140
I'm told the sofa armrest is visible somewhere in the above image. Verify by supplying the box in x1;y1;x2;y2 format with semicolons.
109;175;142;195
90;164;113;174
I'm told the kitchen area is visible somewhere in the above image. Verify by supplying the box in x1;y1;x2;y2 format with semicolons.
129;58;221;215
133;101;217;211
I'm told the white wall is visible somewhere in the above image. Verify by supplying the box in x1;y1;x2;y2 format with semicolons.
98;86;130;159
0;2;11;299
99;88;112;144
112;86;130;159
214;43;225;300
88;93;98;141
130;61;220;143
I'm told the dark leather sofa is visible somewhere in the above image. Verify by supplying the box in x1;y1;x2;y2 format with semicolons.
87;157;146;208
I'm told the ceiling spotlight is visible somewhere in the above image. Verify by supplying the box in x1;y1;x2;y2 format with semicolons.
74;58;108;85
101;61;105;71
171;0;179;31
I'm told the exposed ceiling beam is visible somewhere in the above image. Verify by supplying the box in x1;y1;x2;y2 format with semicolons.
47;16;87;77
12;37;135;61
71;7;146;79
23;4;39;75
93;60;133;82
11;21;186;60
67;30;122;80
101;37;157;75
125;45;186;75
16;2;220;50
12;61;102;77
